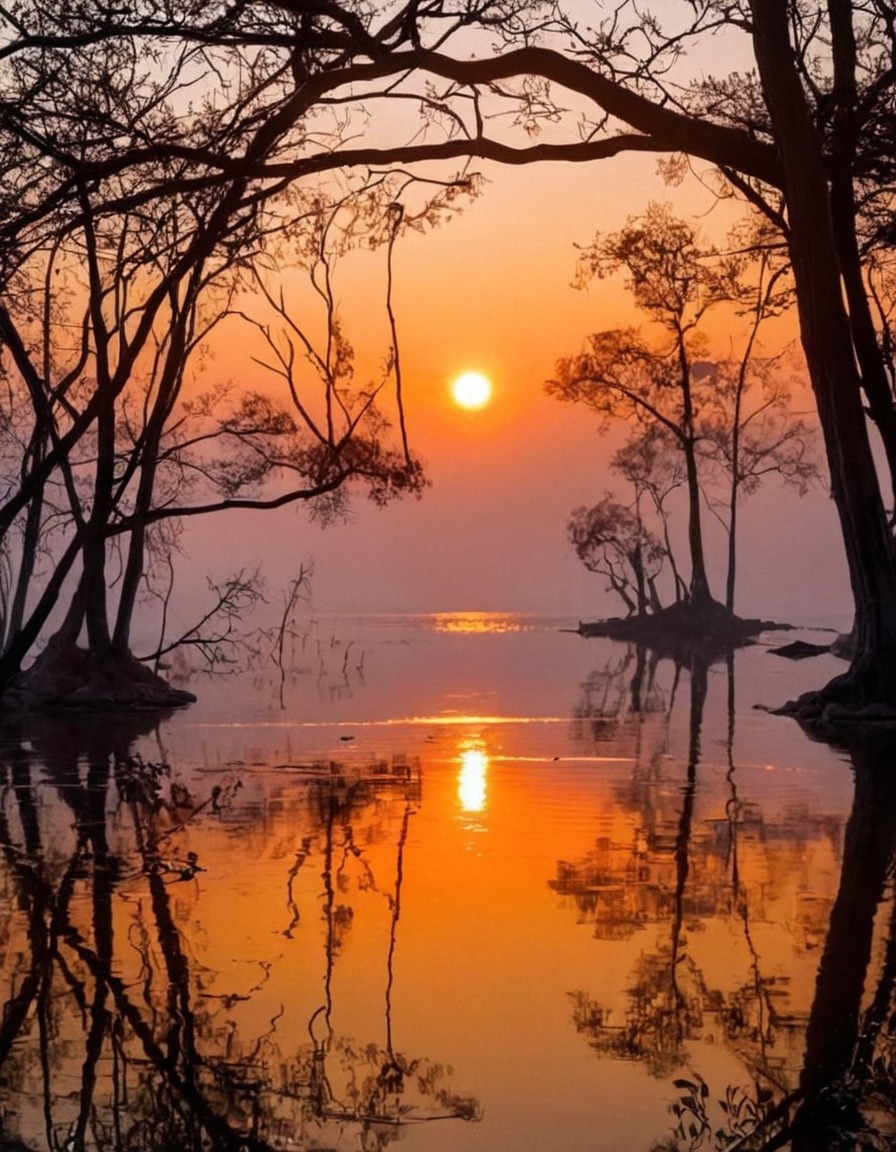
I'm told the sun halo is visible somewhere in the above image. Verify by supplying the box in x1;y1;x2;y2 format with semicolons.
451;371;492;411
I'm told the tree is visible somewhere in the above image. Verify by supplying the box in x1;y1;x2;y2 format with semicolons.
0;2;894;711
551;205;748;613
555;200;821;621
553;324;720;610
747;1;896;708
689;220;819;612
702;354;819;612
0;9;473;693
103;171;458;654
0;172;433;696
611;428;689;607
357;0;894;708
568;496;666;617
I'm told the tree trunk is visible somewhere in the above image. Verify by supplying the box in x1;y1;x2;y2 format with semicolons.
676;328;714;610
750;0;896;701
656;503;686;604
829;166;896;506
608;569;638;616
631;547;648;616
725;479;738;614
113;291;193;652
682;438;713;608
113;455;157;652
0;307;52;651
725;357;747;614
5;453;44;651
790;746;896;1150
80;532;112;652
0;533;82;686
826;0;896;509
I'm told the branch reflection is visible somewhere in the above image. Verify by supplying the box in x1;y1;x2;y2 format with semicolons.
0;718;480;1151
556;645;896;1149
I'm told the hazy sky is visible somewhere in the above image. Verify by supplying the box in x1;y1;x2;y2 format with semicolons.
180;155;852;630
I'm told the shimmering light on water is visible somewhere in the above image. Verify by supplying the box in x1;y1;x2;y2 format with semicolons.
0;612;878;1152
457;745;488;811
424;610;538;633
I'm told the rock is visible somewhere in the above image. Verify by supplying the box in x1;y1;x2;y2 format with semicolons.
768;640;832;660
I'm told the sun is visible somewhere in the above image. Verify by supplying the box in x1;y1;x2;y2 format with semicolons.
451;371;492;411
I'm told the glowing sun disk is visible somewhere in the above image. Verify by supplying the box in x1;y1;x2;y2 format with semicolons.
451;371;492;410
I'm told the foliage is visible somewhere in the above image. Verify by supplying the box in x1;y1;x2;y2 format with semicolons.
650;1073;780;1152
0;0;891;700
553;203;818;615
0;9;478;680
568;496;666;616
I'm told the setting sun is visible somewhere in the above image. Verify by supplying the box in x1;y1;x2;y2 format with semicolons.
451;371;492;411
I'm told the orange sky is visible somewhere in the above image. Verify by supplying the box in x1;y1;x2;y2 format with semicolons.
178;154;850;631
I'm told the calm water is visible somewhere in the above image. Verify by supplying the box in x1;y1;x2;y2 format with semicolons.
1;613;892;1151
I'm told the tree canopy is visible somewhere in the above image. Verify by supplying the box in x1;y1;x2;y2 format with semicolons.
553;204;819;618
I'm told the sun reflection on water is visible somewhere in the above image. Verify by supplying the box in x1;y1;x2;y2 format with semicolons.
458;746;489;812
428;611;533;634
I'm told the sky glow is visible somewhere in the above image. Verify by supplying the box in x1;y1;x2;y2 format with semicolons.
185;159;846;626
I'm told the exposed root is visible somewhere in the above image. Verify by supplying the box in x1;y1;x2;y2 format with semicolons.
576;599;793;663
774;663;896;747
1;640;197;713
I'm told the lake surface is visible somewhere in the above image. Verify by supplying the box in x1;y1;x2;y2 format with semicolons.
1;612;894;1151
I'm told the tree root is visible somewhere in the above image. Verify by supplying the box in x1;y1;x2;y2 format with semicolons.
576;599;793;663
1;640;197;713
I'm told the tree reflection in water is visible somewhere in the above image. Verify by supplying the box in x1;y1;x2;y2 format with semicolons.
558;644;896;1150
0;715;480;1152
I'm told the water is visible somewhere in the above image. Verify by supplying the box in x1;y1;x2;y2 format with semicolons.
0;613;890;1151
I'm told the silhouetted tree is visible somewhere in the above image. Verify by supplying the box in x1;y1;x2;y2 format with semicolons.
0;9;466;693
700;351;819;612
552;205;736;610
0;2;894;708
553;204;818;619
697;226;819;611
612;428;689;606
568;496;666;616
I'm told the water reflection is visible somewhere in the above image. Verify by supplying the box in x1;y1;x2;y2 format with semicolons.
0;717;480;1152
557;645;896;1150
3;620;896;1151
457;746;488;812
655;739;896;1152
425;611;534;634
